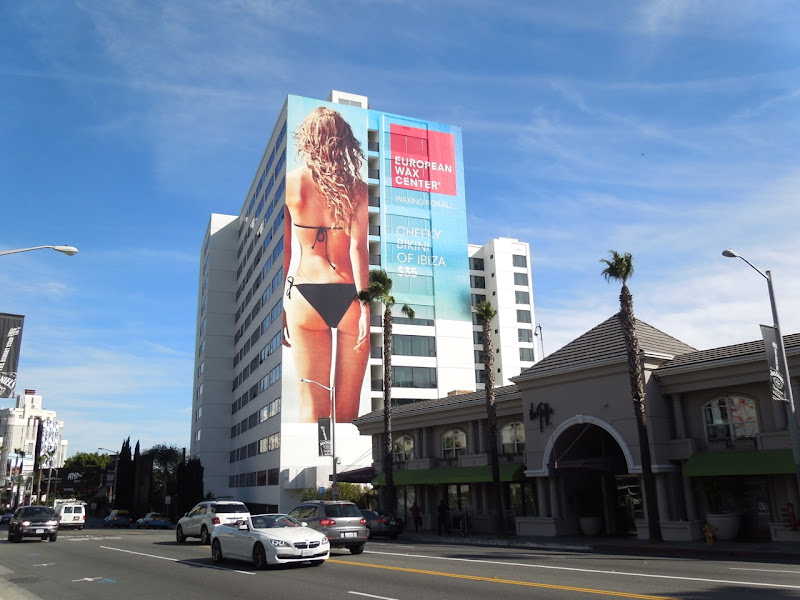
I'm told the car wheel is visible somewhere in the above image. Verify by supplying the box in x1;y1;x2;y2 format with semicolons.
252;543;268;570
49;533;57;542
211;539;224;563
349;543;365;555
309;559;325;567
77;526;83;531
365;526;372;539
200;526;210;545
176;525;186;543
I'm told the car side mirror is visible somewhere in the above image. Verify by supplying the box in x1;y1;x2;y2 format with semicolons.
238;523;249;530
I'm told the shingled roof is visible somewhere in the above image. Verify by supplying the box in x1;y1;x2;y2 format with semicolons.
515;313;697;379
656;332;800;375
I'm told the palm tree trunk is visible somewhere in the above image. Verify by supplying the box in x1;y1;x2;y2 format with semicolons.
382;306;395;512
483;320;504;536
619;284;662;543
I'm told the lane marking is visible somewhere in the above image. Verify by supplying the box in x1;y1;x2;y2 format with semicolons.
33;563;55;567
100;546;255;575
731;567;800;574
362;550;800;591
348;593;399;600
330;559;673;599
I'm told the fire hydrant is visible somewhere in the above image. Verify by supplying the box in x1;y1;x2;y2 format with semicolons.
703;522;715;546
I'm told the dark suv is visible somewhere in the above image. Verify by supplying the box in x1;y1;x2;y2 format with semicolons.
287;501;368;554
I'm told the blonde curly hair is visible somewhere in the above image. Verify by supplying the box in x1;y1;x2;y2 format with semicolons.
294;107;365;231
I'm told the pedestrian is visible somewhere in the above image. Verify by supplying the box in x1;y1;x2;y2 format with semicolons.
437;499;450;535
410;501;422;533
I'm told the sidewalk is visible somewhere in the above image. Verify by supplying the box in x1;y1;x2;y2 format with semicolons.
399;529;800;562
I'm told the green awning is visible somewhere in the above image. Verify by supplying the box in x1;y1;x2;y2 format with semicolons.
683;449;795;477
371;463;524;486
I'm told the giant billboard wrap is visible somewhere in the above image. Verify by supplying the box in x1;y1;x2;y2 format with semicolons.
282;97;371;427
384;121;470;323
0;313;25;398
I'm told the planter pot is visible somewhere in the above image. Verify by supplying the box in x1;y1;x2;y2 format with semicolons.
578;516;603;536
705;513;741;540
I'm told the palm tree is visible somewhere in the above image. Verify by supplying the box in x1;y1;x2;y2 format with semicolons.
13;448;24;508
474;300;505;536
601;250;662;543
44;449;58;502
356;269;413;513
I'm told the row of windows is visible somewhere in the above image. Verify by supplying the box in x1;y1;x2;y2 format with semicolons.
231;397;281;438
470;273;528;290
230;432;280;465
232;300;283;388
392;423;525;461
229;467;279;488
231;331;282;415
234;235;284;328
468;254;527;271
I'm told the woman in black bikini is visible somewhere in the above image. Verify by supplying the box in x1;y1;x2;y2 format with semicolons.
283;106;370;424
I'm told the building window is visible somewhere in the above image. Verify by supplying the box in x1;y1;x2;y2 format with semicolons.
516;310;531;323
393;335;436;357
501;422;525;454
195;429;201;442
475;369;486;384
519;347;535;361
473;331;484;345
514;272;528;286
441;429;466;458
470;275;486;289
474;349;485;364
703;396;759;447
512;254;527;268
471;293;486;305
518;329;533;343
469;257;484;271
515;291;530;304
394;435;414;462
392;366;437;388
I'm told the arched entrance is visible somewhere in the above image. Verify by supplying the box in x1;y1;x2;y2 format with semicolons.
547;418;641;535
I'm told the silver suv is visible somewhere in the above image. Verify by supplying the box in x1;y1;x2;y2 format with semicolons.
287;501;368;554
176;500;250;545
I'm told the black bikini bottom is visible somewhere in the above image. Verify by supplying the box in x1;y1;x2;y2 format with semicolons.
288;281;357;328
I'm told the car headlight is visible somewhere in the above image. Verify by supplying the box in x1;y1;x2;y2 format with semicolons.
319;537;329;545
46;520;58;526
270;539;290;547
22;520;31;527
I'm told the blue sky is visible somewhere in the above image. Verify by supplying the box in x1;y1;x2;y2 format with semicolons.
2;1;798;456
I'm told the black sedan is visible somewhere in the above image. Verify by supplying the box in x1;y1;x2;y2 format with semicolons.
360;510;404;539
7;505;59;543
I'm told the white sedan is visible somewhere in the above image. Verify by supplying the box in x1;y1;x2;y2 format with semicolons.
210;514;330;569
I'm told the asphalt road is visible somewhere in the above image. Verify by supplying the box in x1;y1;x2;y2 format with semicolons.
2;526;800;600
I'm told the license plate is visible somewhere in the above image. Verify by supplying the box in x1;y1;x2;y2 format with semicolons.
302;549;313;557
36;529;44;534
342;531;356;538
389;520;396;525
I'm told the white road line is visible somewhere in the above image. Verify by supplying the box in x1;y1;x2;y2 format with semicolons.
33;563;54;567
348;592;399;600
100;546;255;575
365;549;800;591
731;567;800;574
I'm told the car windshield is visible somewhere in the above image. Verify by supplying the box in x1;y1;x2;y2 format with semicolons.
215;503;248;513
252;515;300;529
326;504;362;518
22;507;53;517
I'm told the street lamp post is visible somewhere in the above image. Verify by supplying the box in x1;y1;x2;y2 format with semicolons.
98;448;119;509
300;379;338;501
534;323;545;360
0;245;79;257
722;249;800;497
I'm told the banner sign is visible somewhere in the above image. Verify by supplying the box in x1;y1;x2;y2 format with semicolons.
0;313;24;398
318;418;332;456
760;324;788;403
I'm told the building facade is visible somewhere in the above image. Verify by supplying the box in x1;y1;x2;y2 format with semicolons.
192;91;492;512
0;389;67;508
468;238;537;386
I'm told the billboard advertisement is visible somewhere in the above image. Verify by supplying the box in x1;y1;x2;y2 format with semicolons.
282;96;371;426
383;120;470;323
0;313;24;398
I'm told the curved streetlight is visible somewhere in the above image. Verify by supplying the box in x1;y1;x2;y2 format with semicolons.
534;323;545;360
300;378;338;500
0;245;78;257
98;448;119;509
722;249;800;496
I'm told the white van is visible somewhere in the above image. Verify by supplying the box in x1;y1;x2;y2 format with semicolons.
54;502;86;530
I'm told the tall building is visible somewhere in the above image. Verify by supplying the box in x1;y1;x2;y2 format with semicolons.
0;389;67;506
468;238;538;386
192;91;477;512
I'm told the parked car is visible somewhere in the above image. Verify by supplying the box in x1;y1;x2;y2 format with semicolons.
210;513;329;569
135;512;172;529
7;505;59;543
360;509;404;539
287;500;368;554
103;509;132;528
54;502;86;530
176;500;250;545
1;512;14;525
